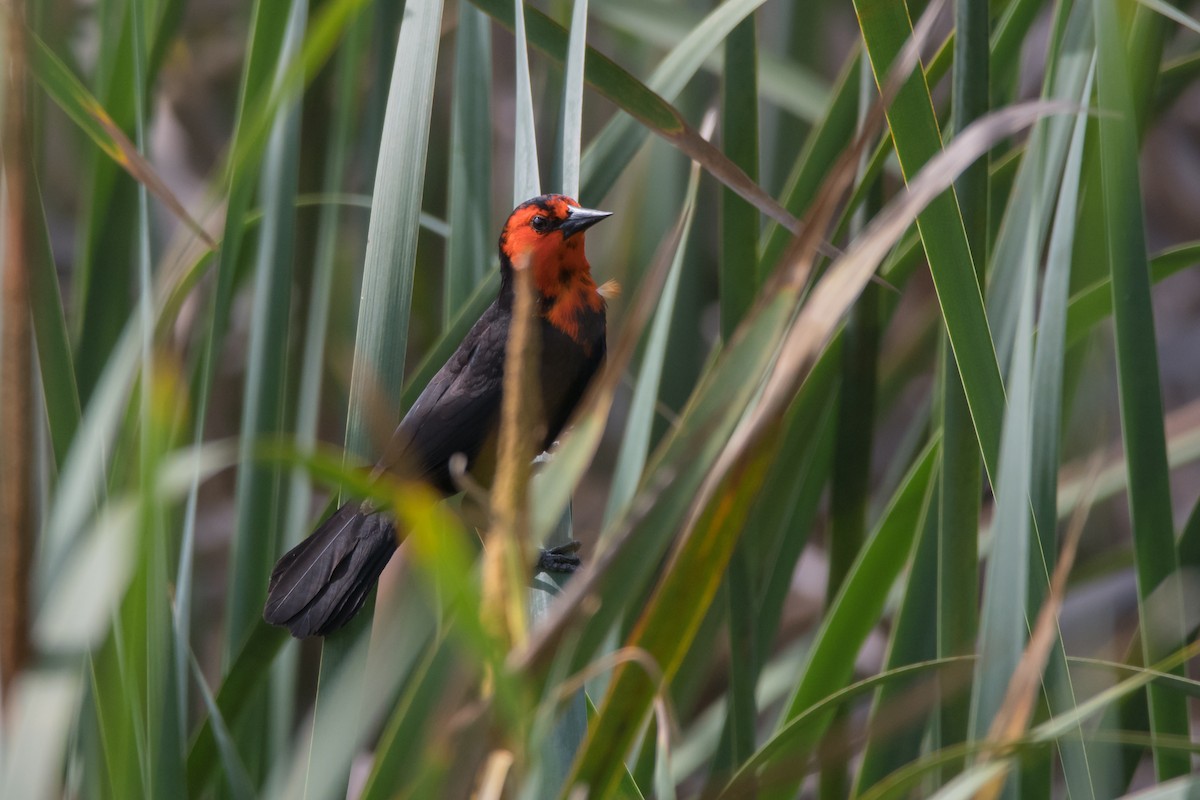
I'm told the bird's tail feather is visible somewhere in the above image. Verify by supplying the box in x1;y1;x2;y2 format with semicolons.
263;503;397;638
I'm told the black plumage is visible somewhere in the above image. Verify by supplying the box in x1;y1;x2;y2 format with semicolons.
263;195;608;638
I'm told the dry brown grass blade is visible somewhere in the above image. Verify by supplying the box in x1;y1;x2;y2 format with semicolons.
661;126;840;261
484;259;540;650
973;454;1102;800
1;0;33;702
684;99;1071;568
476;749;515;800
87;103;218;251
509;153;702;669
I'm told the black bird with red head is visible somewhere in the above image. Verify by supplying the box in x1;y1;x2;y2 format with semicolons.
263;194;611;638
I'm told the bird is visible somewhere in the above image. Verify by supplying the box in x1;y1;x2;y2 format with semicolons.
263;194;612;638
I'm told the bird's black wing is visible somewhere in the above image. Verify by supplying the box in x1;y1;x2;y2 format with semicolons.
263;503;397;637
377;300;509;493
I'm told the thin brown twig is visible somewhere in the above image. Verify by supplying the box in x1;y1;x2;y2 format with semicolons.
1;0;33;703
974;453;1105;800
484;255;540;651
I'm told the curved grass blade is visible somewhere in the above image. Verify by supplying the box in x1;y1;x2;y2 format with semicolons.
266;565;438;800
567;100;1048;800
520;288;796;681
188;654;255;800
972;467;1091;800
967;118;1039;774
587;0;828;123
1064;243;1200;347
905;638;1200;800
357;638;458;799
577;0;769;203
569;424;784;799
28;33;214;249
984;0;1093;372
186;621;288;796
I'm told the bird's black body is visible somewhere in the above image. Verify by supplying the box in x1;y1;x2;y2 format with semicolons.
380;289;606;494
263;195;608;638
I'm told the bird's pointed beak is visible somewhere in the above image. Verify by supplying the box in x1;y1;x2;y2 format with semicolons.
560;205;613;239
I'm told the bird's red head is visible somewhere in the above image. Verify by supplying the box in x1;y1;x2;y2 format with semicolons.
499;194;612;340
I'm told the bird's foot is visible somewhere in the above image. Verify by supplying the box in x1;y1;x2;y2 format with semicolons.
536;540;582;574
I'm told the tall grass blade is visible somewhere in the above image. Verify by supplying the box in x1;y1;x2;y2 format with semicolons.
716;14;762;778
224;0;307;783
130;0;187;792
967;140;1038;794
275;5;372;765
344;0;441;458
308;0;444;793
357;639;457;799
853;491;941;792
1026;60;1098;800
934;0;988;778
189;655;255;800
66;2;155;406
745;360;837;670
602;160;701;527
855;0;1005;480
559;0;588;198
758;53;859;274
1094;0;1191;777
513;0;540;200
225;0;306;661
718;15;760;337
445;0;493;323
26;174;81;469
727;441;940;798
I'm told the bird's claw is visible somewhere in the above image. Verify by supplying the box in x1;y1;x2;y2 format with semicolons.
536;540;582;574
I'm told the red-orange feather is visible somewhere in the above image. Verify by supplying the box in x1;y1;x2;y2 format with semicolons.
500;196;605;344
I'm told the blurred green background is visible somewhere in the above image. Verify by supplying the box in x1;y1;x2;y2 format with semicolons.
4;0;1200;796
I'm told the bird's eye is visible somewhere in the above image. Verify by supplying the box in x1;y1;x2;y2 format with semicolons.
531;214;549;232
